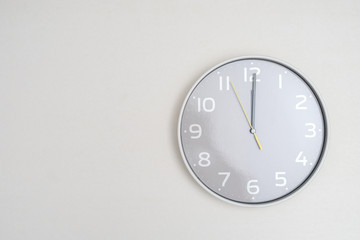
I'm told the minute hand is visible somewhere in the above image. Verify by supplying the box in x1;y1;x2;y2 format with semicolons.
251;73;256;131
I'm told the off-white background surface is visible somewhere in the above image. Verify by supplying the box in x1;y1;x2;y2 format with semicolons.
1;1;360;239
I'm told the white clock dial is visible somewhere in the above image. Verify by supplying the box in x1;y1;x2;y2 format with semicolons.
178;56;328;206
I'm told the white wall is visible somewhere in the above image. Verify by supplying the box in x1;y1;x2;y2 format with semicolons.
1;0;360;239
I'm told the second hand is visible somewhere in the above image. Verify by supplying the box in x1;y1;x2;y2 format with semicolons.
230;81;263;150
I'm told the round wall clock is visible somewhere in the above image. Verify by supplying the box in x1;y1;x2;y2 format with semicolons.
178;56;328;206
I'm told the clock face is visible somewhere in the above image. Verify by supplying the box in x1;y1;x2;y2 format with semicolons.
178;56;328;206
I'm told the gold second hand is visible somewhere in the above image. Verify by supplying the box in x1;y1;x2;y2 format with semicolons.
230;81;263;150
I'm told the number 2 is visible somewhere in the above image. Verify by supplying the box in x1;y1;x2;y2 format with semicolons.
296;95;307;109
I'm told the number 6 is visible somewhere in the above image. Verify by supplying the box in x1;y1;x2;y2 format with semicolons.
247;180;259;195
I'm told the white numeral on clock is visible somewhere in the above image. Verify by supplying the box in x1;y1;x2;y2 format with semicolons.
219;76;230;91
279;74;283;89
275;172;287;187
244;67;261;82
305;123;316;138
189;124;202;139
197;98;215;112
218;172;230;187
247;180;259;195
295;151;308;166
296;95;307;109
198;152;211;167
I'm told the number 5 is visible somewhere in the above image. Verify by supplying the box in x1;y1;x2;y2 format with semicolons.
275;172;287;187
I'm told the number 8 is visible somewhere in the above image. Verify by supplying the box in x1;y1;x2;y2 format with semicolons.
198;152;211;167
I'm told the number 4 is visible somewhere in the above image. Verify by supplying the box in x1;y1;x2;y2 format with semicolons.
295;151;308;166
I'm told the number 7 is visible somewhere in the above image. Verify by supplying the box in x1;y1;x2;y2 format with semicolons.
218;172;230;187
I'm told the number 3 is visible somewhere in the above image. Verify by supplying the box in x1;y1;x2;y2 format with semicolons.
305;123;316;138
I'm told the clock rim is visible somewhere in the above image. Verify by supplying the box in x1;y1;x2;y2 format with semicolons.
177;55;329;207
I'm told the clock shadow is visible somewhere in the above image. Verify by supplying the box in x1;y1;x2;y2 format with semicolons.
171;72;219;196
171;79;196;174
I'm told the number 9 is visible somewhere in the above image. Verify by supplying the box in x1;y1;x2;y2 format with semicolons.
189;124;202;139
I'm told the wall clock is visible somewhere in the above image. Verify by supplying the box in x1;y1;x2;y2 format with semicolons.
178;56;328;206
